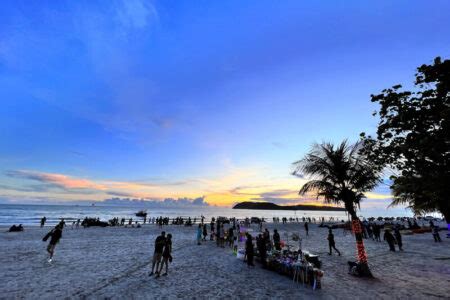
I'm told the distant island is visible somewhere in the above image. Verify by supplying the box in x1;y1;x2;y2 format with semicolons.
232;201;346;211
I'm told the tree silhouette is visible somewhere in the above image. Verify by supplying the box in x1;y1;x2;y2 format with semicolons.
293;141;382;277
361;57;450;226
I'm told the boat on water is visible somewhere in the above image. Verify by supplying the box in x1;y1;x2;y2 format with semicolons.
135;210;147;217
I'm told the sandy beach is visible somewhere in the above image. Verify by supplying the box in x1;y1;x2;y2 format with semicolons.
1;222;449;300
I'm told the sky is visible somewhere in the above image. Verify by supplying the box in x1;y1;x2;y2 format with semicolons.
0;0;449;210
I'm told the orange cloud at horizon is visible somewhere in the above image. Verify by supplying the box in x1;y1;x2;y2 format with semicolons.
2;168;393;208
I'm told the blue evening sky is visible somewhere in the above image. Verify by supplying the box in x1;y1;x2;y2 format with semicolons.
0;0;449;208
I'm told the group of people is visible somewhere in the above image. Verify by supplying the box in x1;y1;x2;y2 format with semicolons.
8;224;24;232
382;226;403;251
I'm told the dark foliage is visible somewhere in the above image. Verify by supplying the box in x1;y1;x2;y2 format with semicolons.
361;57;450;222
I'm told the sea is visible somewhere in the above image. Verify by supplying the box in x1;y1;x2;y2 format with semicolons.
0;203;415;226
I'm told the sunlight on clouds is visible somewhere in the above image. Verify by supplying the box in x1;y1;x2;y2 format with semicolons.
1;167;393;208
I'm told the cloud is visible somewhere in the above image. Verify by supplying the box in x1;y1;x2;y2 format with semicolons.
5;170;106;191
102;196;209;207
116;0;158;29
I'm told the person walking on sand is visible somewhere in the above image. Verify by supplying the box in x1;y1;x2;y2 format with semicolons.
43;224;63;262
304;221;309;236
149;232;166;277
197;224;202;245
383;229;396;252
40;216;46;228
158;234;172;277
431;223;442;242
245;233;255;267
327;229;341;256
394;225;403;251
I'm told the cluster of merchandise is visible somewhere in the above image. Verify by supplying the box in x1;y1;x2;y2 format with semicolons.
263;250;324;290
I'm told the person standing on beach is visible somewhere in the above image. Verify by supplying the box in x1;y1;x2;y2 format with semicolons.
245;233;255;267
210;220;215;241
327;229;341;256
216;220;221;246
158;234;172;277
220;224;225;248
394;225;403;251
273;229;281;251
40;217;46;228
43;224;63;262
383;229;396;252
263;228;271;251
197;224;202;245
373;224;381;242
149;232;166;277
304;221;309;236
202;223;208;241
256;234;267;268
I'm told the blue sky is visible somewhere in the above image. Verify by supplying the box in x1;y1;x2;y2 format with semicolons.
0;0;449;209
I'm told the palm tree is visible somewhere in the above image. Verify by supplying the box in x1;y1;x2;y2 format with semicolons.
293;140;382;277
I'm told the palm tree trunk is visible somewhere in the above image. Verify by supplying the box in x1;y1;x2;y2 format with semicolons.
350;212;373;277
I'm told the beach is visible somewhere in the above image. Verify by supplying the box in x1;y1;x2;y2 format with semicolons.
1;222;449;299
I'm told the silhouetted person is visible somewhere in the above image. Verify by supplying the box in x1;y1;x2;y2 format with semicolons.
245;233;254;267
327;229;341;256
158;233;172;277
9;224;24;232
383;229;396;252
149;231;166;276
197;224;202;245
210;221;215;241
43;224;63;262
40;217;46;228
256;234;267;268
202;223;207;241
263;228;271;251
373;224;381;242
304;222;309;236
394;225;403;251
273;229;281;251
432;224;442;242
